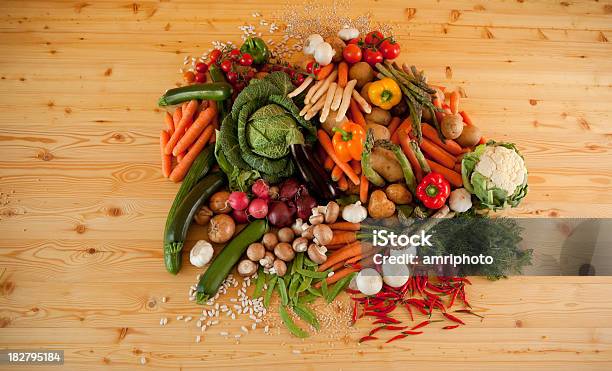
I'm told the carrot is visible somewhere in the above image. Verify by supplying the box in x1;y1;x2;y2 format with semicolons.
328;260;347;273
324;156;335;171
318;241;362;272
398;129;423;182
160;130;172;178
329;222;361;231
430;84;446;92
454;163;462;173
172;107;183;128
331;164;343;181
426;159;463;187
181;101;188;115
177;151;185;163
317;129;360;185
329;231;357;246
337;61;348;88
346;254;364;266
350;98;366;127
390;119;411;144
165;99;198;155
421;123;463;156
459;111;473;126
449;91;460;114
326;243;350;250
208;113;219;145
386;117;401;138
420;138;457;169
164;112;175;135
337;174;348;191
359;174;369;204
316;63;334;81
316;266;360;287
172;105;217;156
169;125;214;182
478;136;486;145
350;160;361;175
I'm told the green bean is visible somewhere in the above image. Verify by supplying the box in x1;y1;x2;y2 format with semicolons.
264;275;277;309
288;275;301;299
306;286;323;297
293;304;320;330
326;272;357;303
321;279;329;299
296;275;313;293
297;268;328;279
253;268;265;298
279;305;309;338
277;277;288;306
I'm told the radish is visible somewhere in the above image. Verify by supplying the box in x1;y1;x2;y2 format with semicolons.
231;208;249;224
228;191;249;211
251;179;270;199
248;198;268;219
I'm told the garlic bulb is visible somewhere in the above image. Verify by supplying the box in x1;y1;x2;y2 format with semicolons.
338;26;359;41
341;201;368;223
314;42;335;66
303;34;324;55
356;268;383;296
189;240;214;268
449;188;472;213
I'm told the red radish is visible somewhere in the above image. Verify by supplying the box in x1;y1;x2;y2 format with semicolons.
279;178;300;200
228;191;249;211
232;208;249;224
248;198;268;219
252;179;270;199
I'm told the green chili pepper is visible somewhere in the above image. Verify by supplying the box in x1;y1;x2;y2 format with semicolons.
279;305;309;338
240;37;269;64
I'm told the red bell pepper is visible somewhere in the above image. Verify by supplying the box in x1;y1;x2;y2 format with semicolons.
416;172;450;209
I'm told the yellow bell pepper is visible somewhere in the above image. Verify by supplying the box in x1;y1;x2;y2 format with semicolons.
367;78;402;110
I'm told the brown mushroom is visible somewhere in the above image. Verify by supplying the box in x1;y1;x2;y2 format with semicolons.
262;232;278;251
324;201;340;224
313;224;333;245
237;259;257;277
292;237;309;253
277;227;295;243
194;206;213;225
273;259;287;277
309;213;324;225
274;242;295;262
259;251;275;268
246;243;265;262
301;226;314;240
307;244;328;264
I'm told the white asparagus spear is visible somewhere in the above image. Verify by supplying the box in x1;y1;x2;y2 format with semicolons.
331;85;344;111
299;103;312;117
351;89;372;114
319;82;338;123
304;79;325;105
288;76;314;98
335;79;357;122
309;70;338;105
304;98;326;120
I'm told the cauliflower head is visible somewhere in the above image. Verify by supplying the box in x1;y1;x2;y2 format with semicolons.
461;141;528;210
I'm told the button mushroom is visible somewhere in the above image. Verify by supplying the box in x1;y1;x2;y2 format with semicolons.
277;227;295;243
309;213;324;225
259;251;275;268
246;242;266;262
313;224;333;246
301;225;314;240
262;232;278;251
272;259;287;277
324;201;340;224
274;242;295;262
237;259;258;277
292;237;309;253
307;243;327;264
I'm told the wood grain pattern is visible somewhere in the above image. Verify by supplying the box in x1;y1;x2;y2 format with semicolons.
1;0;612;369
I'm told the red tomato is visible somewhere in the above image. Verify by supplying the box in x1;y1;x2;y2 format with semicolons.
347;37;362;45
239;53;253;66
195;72;206;83
220;59;233;73
209;49;222;64
229;49;241;59
364;31;384;46
294;74;306;86
306;61;321;75
342;44;362;64
363;48;383;66
195;62;208;73
379;39;401;60
226;71;238;83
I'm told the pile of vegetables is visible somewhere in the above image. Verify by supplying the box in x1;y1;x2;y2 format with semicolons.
155;16;531;345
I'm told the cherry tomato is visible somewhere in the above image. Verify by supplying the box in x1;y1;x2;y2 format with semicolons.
183;71;195;83
294;74;305;86
306;61;321;75
239;53;253;66
379;39;401;60
209;49;222;64
363;48;383;66
347;37;361;45
195;72;206;83
364;31;384;46
226;71;238;83
246;69;256;79
195;62;208;73
220;59;233;73
342;44;362;64
229;49;241;59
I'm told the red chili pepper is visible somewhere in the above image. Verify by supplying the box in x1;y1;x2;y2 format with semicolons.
443;312;465;325
346;288;361;294
359;335;378;343
373;317;401;324
426;283;450;293
410;319;442;330
443;325;460;330
352;301;358;325
364;311;391;317
404;304;414;321
351;296;367;302
376;292;399;299
448;288;460;308
406;299;426;308
369;325;388;336
385;334;408;343
385;325;408;331
400;330;423;335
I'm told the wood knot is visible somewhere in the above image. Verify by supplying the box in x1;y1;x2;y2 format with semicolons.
404;8;417;21
0;317;11;328
104;68;112;76
87;247;96;254
529;99;538;106
64;107;72;114
549;210;559;217
2;281;15;296
111;133;125;142
75;224;87;234
515;320;523;327
107;207;122;217
36;149;54;161
449;10;461;22
118;327;129;341
445;66;453;79
147;299;157;309
31;307;39;312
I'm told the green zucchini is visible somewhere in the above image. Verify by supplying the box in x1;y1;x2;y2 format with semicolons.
164;172;226;274
196;219;269;303
158;82;232;106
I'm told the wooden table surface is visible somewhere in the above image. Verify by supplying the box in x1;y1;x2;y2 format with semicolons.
1;0;612;369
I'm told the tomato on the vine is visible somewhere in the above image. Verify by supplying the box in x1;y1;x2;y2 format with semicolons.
343;44;362;64
294;74;306;86
379;39;401;60
347;37;362;45
226;71;238;83
239;53;253;66
229;49;241;59
364;31;384;46
195;62;208;73
209;49;222;64
306;61;321;75
220;59;233;73
363;48;383;66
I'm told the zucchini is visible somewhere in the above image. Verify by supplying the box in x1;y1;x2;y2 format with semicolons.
196;219;269;303
164;172;225;274
158;82;232;106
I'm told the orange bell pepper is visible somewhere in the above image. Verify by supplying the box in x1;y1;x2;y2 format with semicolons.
331;121;366;162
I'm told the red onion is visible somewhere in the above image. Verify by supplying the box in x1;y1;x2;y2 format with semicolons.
279;178;300;200
248;198;268;219
231;208;249;224
251;179;270;200
228;191;249;211
296;194;317;220
267;201;293;227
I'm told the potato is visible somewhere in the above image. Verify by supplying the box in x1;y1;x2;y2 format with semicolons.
366;123;390;140
368;190;396;219
321;110;348;136
349;62;375;88
360;82;372;105
421;106;432;123
441;114;464;139
385;184;412;205
325;36;346;63
390;99;408;117
370;147;403;182
366;107;392;126
456;125;482;147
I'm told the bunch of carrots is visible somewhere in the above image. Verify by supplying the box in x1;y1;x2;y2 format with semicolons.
160;99;218;182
